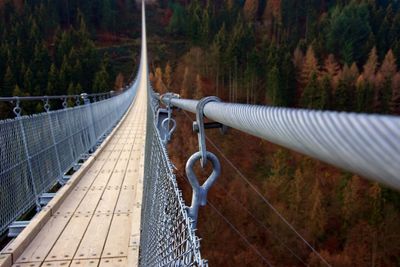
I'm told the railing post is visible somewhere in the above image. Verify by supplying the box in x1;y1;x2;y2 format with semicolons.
44;99;64;185
82;93;97;151
63;98;77;163
13;100;41;212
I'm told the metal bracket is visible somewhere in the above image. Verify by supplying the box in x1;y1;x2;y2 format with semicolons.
8;221;30;237
13;97;22;117
43;97;50;112
186;151;221;228
39;193;56;206
194;96;222;168
62;98;68;109
158;93;180;144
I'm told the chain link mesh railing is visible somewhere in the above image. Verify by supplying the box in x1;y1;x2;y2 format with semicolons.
140;87;207;266
0;83;137;235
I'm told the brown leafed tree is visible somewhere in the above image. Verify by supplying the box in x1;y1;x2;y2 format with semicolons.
390;72;400;114
114;73;124;91
155;67;167;94
373;71;385;111
180;67;190;98
380;49;397;79
292;46;304;71
262;0;281;39
194;74;203;99
324;54;341;77
363;47;378;84
309;177;326;237
164;62;172;90
299;45;319;87
243;0;259;21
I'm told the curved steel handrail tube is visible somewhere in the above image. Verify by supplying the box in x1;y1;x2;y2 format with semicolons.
168;98;400;190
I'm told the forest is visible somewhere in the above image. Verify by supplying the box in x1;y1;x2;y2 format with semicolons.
1;0;400;266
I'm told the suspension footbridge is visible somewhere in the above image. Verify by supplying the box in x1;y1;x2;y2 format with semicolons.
0;1;399;267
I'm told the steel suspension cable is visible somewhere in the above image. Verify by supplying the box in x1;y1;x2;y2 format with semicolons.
205;135;331;266
208;201;274;267
165;98;400;191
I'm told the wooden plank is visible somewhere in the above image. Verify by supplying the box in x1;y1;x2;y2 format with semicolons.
128;206;141;249
16;215;71;263
95;186;122;214
127;247;139;267
102;214;132;258
114;186;135;214
0;254;11;267
73;189;104;215
54;186;89;216
98;258;126;267
45;215;91;261
74;213;113;260
39;261;70;267
70;259;99;267
12;262;41;267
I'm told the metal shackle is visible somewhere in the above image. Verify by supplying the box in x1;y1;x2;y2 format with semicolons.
185;151;221;228
195;96;221;168
161;117;177;143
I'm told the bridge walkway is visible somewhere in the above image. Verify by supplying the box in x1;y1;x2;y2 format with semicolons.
0;76;147;267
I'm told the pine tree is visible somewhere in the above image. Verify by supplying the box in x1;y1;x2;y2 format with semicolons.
93;65;109;93
13;84;23;96
3;66;15;96
23;67;33;93
67;82;75;95
356;75;373;113
301;71;320;109
319;74;332;110
58;57;71;95
46;64;58;95
267;66;281;105
335;73;355;112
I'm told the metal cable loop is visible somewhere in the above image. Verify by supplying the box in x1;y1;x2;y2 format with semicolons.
185;151;221;228
13;98;22;117
161;117;176;144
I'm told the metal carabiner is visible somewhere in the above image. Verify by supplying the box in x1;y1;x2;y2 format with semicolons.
195;96;221;168
13;97;22;117
161;117;177;143
185;151;221;228
43;97;50;112
62;98;68;109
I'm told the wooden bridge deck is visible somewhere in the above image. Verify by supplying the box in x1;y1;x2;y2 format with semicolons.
0;82;147;267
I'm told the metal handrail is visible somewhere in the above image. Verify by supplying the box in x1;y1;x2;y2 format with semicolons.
163;97;400;190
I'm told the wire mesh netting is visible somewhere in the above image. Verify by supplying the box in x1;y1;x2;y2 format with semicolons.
139;89;207;266
0;84;137;235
